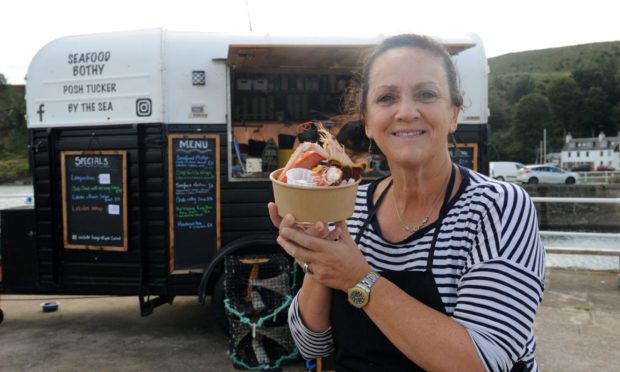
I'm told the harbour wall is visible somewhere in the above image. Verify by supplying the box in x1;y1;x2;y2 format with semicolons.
523;184;620;232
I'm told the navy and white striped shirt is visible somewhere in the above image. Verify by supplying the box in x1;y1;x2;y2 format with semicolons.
289;166;545;371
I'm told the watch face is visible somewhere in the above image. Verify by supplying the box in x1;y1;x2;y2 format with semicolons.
348;287;368;308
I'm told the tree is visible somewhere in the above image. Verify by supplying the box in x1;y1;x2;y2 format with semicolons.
572;68;607;93
513;93;553;163
580;86;613;136
488;95;515;160
612;103;620;134
593;53;619;103
0;73;6;86
491;76;511;100
488;95;511;132
510;75;535;103
546;76;582;137
0;81;27;158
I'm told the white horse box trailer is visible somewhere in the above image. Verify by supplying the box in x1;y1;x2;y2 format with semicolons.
1;29;488;321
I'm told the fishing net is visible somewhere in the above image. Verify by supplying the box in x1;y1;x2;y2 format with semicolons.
224;253;300;370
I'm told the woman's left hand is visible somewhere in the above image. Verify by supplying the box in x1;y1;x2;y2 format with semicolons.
277;219;371;292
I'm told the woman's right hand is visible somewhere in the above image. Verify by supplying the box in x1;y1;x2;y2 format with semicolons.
268;202;341;265
267;202;284;229
268;202;334;332
268;202;338;241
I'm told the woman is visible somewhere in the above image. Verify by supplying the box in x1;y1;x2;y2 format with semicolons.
268;34;545;371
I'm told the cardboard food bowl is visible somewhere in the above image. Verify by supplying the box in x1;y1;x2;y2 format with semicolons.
270;168;361;223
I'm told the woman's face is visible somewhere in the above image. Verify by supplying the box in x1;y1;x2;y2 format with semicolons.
364;47;459;169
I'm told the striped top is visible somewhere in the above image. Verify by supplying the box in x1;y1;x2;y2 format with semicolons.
288;166;546;371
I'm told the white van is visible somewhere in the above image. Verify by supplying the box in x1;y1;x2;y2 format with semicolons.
489;161;525;182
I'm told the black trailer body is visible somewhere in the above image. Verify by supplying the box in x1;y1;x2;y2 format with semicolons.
1;123;281;314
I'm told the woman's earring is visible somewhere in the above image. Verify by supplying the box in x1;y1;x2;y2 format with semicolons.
449;132;458;148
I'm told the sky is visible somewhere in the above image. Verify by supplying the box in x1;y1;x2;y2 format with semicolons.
1;0;619;85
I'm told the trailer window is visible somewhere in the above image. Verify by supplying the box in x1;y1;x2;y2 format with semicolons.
226;42;475;181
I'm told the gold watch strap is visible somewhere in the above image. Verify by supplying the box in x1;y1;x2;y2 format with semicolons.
357;271;380;292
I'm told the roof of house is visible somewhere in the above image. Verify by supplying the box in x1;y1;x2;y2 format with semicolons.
562;135;620;151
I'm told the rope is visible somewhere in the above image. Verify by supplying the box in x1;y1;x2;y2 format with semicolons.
229;348;300;370
224;295;293;329
224;261;298;329
225;259;300;369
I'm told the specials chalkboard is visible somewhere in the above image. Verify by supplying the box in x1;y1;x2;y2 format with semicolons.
168;134;220;273
61;151;128;251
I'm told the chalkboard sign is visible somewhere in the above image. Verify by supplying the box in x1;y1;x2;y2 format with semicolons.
61;151;128;251
168;134;220;273
449;143;478;171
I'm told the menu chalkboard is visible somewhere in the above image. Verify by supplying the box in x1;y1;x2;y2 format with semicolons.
449;143;478;171
61;151;128;251
168;134;220;273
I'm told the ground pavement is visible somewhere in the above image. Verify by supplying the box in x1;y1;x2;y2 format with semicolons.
0;268;618;372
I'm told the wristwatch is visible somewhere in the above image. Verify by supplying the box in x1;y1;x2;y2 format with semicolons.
347;271;380;309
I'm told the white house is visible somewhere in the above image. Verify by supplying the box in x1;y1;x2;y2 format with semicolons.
561;132;620;170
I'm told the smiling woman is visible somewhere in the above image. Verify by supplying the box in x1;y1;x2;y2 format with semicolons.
363;48;459;171
271;34;545;372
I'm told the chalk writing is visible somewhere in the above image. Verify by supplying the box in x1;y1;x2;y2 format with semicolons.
169;135;219;271
63;152;126;250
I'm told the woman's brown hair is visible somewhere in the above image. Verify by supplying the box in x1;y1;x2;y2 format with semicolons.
344;34;464;120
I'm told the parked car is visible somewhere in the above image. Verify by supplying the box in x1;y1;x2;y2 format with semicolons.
571;164;591;172
489;161;525;182
596;164;615;171
517;165;579;184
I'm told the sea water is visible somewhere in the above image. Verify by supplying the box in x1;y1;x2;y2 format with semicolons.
0;184;33;209
543;234;619;271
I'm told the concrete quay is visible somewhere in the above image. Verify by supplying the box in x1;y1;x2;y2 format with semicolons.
0;268;618;372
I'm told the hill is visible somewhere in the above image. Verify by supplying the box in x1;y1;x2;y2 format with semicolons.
485;41;620;164
488;41;620;76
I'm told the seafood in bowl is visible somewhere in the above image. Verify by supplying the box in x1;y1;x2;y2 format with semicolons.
278;122;366;186
270;122;366;222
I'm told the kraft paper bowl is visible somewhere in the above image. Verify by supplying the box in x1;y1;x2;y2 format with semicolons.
270;168;361;223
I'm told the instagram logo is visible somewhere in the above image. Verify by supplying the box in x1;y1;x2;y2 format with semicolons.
136;98;152;117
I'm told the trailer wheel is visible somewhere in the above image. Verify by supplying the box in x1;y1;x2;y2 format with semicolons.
212;273;229;336
0;308;4;324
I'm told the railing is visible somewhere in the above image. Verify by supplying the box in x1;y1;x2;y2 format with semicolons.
575;171;620;184
0;194;34;204
532;196;620;271
0;194;33;199
532;196;620;204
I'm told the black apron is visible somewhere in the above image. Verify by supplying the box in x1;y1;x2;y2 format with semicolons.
329;165;528;372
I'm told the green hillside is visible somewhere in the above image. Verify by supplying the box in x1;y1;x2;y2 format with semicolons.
489;41;620;76
486;41;620;164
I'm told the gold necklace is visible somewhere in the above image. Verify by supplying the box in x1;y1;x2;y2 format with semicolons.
391;170;450;233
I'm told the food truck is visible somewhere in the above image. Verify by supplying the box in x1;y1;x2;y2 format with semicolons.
0;29;489;327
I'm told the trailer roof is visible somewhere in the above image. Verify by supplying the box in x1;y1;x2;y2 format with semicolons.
25;29;485;128
227;42;475;73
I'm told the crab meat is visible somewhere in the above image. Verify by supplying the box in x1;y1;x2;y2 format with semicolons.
322;166;344;186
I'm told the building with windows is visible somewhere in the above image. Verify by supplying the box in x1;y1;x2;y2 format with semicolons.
561;132;620;171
